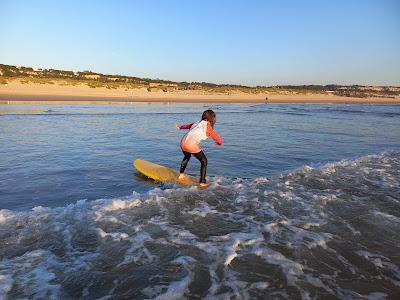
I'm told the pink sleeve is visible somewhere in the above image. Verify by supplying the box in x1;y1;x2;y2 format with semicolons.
179;123;193;130
206;122;223;145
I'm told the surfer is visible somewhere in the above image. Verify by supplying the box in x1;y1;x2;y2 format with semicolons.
176;109;223;187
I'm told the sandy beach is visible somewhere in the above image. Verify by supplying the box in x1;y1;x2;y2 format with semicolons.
1;80;399;104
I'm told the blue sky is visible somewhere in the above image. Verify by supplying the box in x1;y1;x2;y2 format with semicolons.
0;0;399;86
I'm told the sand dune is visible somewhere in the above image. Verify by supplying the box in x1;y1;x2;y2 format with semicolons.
1;80;399;104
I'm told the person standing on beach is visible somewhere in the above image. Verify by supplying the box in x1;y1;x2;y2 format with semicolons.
176;109;222;187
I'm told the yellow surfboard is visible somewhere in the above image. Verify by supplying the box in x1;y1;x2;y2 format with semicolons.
133;159;199;186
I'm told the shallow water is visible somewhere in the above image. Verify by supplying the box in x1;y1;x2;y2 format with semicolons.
0;104;400;299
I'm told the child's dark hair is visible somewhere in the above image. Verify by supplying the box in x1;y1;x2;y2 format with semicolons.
202;109;216;127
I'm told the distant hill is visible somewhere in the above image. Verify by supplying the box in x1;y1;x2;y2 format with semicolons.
1;64;399;98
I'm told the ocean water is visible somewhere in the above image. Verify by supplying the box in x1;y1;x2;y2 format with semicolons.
0;103;399;299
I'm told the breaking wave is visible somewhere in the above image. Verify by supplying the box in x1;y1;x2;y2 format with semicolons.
1;152;399;299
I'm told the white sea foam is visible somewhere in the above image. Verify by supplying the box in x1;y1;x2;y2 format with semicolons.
0;275;13;299
0;152;399;298
373;210;400;223
154;273;192;300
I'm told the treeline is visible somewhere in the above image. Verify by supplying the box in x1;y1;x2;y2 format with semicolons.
272;84;399;98
0;64;151;85
0;64;250;90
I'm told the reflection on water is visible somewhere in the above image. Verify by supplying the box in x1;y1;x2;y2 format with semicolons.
1;104;400;298
1;104;399;210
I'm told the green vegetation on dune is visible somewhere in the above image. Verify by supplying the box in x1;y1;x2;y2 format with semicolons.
0;64;399;98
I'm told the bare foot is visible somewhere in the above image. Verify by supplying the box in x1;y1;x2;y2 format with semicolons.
178;173;185;181
199;183;209;188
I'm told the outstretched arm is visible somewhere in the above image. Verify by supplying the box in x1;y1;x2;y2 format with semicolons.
206;122;223;145
176;123;193;130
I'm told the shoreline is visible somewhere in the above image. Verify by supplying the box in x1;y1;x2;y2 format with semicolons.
1;94;399;105
0;94;264;104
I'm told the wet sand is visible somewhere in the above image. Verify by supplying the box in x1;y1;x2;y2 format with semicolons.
1;93;399;105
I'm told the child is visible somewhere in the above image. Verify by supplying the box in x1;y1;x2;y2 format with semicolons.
176;109;222;187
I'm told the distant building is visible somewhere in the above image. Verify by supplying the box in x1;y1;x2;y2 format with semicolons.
84;74;101;80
